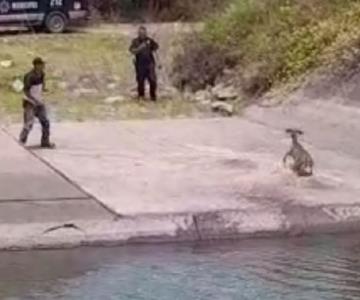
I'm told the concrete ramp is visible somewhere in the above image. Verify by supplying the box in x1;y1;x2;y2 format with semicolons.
0;129;111;230
0;129;85;201
9;119;286;216
3;114;360;250
9;118;360;215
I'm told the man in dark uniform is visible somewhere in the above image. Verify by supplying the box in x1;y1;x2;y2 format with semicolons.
19;57;55;148
129;26;159;101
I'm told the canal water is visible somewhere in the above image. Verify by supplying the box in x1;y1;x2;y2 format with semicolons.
1;234;360;300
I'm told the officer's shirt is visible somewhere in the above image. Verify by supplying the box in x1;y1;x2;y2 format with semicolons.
23;70;45;103
130;37;159;67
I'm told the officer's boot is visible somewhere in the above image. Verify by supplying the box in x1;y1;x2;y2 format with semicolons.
40;119;55;149
19;128;29;145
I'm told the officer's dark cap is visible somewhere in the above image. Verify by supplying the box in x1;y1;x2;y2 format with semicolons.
33;57;45;66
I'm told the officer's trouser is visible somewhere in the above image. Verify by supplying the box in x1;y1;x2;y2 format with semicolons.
136;63;157;101
19;101;50;145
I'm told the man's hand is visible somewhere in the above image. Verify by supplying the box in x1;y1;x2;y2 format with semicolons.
32;98;44;107
30;95;44;107
25;98;44;107
138;42;148;51
36;101;45;107
24;92;43;107
154;51;162;70
131;42;147;55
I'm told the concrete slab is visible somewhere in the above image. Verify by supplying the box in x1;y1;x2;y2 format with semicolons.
0;129;86;201
9;117;360;218
0;199;111;224
0;128;115;250
2;111;360;249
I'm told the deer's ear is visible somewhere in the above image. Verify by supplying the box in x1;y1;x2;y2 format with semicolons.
285;128;293;134
297;130;304;135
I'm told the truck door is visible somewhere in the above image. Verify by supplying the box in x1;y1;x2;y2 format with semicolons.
48;0;65;11
0;0;43;24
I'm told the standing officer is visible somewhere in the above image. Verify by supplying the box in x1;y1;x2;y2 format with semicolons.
129;26;160;101
19;57;55;148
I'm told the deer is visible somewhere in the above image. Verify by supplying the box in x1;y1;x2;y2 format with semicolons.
283;129;314;177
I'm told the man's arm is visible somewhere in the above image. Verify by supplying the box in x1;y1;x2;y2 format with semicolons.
150;38;159;52
42;72;48;92
129;39;146;55
150;39;161;68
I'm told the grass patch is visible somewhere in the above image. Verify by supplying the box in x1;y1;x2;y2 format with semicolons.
53;98;206;122
0;31;129;120
0;30;207;122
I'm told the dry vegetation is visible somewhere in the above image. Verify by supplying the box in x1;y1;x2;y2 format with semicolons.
173;0;360;98
3;0;360;122
89;0;227;21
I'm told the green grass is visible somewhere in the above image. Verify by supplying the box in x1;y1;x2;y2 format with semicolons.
203;0;360;91
53;97;206;122
0;30;207;122
0;31;128;120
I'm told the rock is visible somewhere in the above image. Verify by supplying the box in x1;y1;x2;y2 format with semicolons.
80;77;92;85
73;88;98;96
58;81;68;90
182;91;193;102
52;70;65;78
211;83;224;93
200;100;211;106
215;68;238;86
223;68;235;76
128;86;139;99
160;86;178;99
211;101;234;116
0;60;13;68
104;95;126;104
107;83;117;90
212;84;238;101
11;79;23;93
193;89;212;102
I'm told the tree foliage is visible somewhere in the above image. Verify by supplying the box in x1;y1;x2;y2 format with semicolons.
89;0;225;21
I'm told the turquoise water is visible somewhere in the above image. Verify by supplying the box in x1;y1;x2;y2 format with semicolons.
1;234;360;300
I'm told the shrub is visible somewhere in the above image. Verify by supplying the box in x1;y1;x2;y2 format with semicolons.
173;0;360;97
89;0;228;21
170;35;235;91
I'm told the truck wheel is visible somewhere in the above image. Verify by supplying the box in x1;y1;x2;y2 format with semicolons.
45;12;67;33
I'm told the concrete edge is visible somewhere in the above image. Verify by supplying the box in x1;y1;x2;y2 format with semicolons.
2;203;360;251
0;127;120;218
